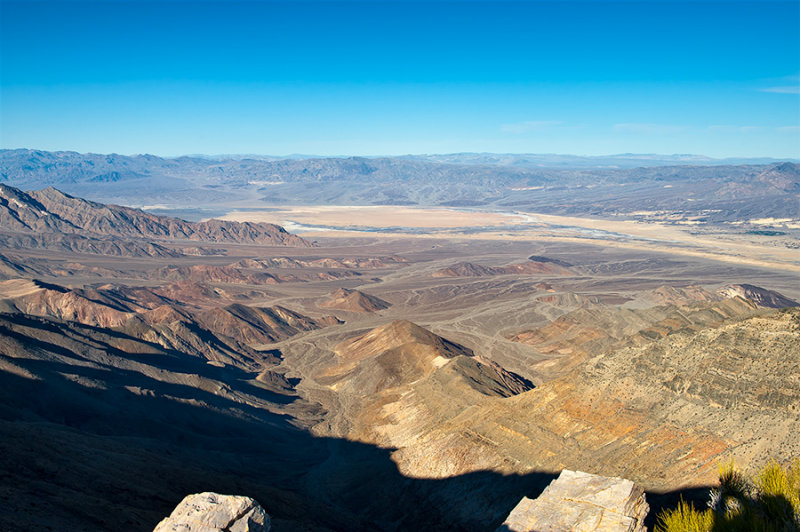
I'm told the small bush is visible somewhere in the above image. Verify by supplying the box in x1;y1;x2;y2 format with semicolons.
655;459;800;532
656;499;715;532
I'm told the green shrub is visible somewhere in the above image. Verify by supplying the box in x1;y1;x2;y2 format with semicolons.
655;459;800;532
656;499;715;532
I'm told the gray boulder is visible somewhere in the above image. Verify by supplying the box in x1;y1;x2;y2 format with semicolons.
498;470;649;531
154;492;270;532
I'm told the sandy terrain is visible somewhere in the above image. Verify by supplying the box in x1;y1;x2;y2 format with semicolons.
218;205;526;228
219;206;800;273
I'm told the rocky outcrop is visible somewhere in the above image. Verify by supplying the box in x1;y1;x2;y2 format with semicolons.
498;470;648;532
154;492;270;532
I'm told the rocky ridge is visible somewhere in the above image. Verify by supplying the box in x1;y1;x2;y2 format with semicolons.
0;278;339;369
718;283;799;308
0;184;309;248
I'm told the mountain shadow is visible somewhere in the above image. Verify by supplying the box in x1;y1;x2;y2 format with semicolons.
0;313;558;531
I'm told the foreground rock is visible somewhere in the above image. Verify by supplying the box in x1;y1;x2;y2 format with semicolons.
154;493;270;532
498;470;648;532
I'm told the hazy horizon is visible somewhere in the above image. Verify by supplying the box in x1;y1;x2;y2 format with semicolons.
2;147;798;164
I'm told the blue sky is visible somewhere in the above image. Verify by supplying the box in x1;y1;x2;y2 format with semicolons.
1;0;798;157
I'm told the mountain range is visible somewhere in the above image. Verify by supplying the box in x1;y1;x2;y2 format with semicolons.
2;149;799;222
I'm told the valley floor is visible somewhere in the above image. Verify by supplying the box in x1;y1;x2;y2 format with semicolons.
218;205;800;273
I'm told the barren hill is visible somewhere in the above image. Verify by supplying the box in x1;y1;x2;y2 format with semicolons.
319;288;391;313
319;320;473;394
315;320;533;449
0;278;134;327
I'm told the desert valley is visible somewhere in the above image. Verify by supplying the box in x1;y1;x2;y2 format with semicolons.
0;150;798;530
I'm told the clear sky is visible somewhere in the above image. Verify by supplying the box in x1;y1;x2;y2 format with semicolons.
1;0;798;158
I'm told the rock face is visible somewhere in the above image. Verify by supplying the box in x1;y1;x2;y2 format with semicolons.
498;470;648;532
154;492;270;532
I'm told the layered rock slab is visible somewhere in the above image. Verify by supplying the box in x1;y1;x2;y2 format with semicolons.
498;470;648;532
154;492;270;532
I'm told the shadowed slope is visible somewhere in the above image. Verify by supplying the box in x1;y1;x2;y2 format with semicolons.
718;283;799;308
0;312;556;531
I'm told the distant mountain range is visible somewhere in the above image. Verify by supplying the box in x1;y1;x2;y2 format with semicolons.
1;149;799;222
399;152;797;168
